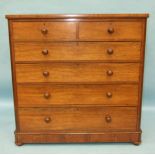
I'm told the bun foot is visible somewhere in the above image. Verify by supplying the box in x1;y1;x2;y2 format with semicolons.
132;141;141;145
15;141;24;146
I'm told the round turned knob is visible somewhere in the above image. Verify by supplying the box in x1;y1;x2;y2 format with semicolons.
107;48;114;55
41;28;48;34
43;71;49;77
44;117;51;123
42;49;48;55
105;115;112;123
107;70;113;76
44;92;50;99
107;28;114;34
106;92;112;98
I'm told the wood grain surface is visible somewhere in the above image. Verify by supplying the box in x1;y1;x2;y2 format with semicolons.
16;63;140;83
18;107;137;132
14;42;141;62
17;84;138;107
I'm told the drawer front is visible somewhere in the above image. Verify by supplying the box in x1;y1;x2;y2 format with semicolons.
12;22;76;41
14;42;141;62
18;107;137;132
79;22;143;40
16;63;140;83
17;84;138;107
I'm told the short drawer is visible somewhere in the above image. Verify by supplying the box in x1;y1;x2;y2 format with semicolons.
17;84;138;107
16;63;140;83
14;42;141;62
12;22;76;41
79;22;143;41
18;107;137;132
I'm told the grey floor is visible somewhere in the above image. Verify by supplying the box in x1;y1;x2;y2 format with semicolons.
0;100;155;154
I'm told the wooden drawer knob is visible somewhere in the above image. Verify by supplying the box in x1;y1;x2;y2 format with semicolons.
44;117;51;123
107;70;113;76
44;92;50;99
107;48;114;55
105;115;112;123
107;28;114;34
41;28;48;35
106;92;112;98
42;49;49;55
43;71;49;77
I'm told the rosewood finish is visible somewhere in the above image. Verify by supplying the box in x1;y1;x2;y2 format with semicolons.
6;14;149;145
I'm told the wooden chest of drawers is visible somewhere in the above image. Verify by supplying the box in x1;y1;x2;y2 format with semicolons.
6;14;148;145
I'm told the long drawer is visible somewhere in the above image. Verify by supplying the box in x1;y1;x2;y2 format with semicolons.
15;63;140;83
18;107;137;132
14;42;141;62
12;22;77;41
79;22;143;40
17;84;138;107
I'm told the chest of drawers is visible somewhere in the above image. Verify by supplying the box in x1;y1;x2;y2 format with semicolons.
6;14;148;145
